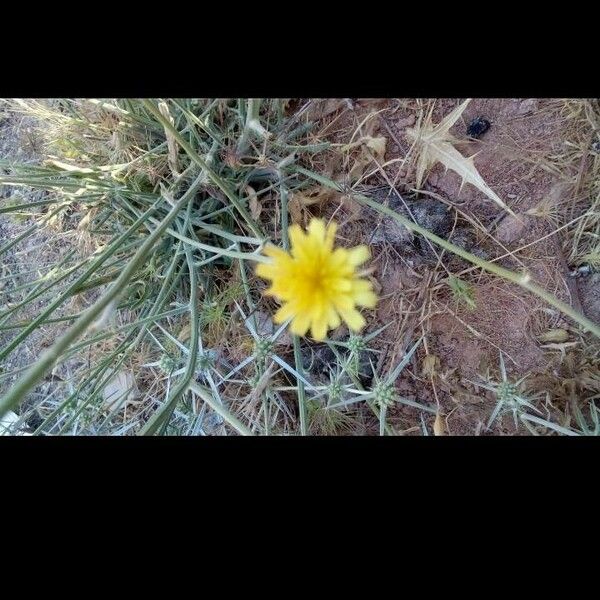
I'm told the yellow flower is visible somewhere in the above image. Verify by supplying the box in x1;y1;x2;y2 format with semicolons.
256;218;377;341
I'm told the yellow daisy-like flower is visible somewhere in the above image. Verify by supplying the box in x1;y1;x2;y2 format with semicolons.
256;218;377;341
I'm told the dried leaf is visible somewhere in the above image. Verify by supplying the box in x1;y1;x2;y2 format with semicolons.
246;185;262;220
103;370;138;414
433;411;446;436
288;187;337;225
406;99;515;217
341;194;364;221
77;210;93;231
290;188;334;207
365;135;387;159
178;323;192;342
305;99;346;122
288;194;304;225
538;328;569;343
348;135;388;183
158;101;180;177
0;410;32;436
422;354;440;378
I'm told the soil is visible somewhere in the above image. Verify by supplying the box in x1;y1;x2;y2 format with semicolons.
298;98;599;434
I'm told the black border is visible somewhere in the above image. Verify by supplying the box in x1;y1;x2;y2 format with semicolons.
4;33;599;97
3;437;593;533
5;4;598;96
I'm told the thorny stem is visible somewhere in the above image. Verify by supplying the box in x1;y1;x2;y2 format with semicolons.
379;404;387;437
237;98;262;155
189;381;253;436
139;246;199;436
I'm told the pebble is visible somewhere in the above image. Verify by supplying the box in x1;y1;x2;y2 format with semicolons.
494;214;530;245
518;99;538;115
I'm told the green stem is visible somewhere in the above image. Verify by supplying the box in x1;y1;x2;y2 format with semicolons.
139;246;199;435
380;404;387;437
0;206;153;363
279;176;307;435
141;99;264;239
292;336;308;436
0;174;203;419
188;381;253;436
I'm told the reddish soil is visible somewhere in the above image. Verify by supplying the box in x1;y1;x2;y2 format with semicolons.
299;98;597;434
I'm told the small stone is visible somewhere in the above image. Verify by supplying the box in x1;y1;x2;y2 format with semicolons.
448;227;477;252
244;311;291;347
396;115;416;128
103;370;138;413
370;194;451;249
494;214;530;245
518;99;538;115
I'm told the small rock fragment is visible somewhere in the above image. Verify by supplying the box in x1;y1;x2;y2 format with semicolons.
518;99;538;115
494;214;530;245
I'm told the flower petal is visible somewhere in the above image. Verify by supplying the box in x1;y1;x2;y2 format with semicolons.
263;245;290;261
256;263;277;279
289;224;309;260
290;312;311;337
311;316;328;341
338;306;366;331
347;245;370;267
353;291;378;308
308;218;326;244
326;306;341;329
257;218;376;341
274;302;296;324
325;221;337;250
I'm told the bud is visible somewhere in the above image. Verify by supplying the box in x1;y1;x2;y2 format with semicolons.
373;381;395;408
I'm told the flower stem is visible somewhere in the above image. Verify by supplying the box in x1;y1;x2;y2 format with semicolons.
279;176;308;434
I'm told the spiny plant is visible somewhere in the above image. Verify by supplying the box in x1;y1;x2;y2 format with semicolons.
0;98;346;435
466;352;565;434
405;99;515;216
324;336;436;436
